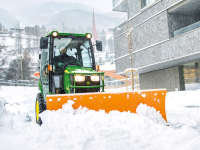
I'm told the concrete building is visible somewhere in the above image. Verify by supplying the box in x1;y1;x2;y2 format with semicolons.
112;0;200;91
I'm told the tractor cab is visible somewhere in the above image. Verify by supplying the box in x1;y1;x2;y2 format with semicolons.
39;31;104;102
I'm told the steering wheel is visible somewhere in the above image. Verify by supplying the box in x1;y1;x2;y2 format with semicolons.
63;61;81;67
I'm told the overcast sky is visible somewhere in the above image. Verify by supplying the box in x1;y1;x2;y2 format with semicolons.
2;0;113;12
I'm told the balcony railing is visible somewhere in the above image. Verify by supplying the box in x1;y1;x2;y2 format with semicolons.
112;0;123;8
174;20;200;37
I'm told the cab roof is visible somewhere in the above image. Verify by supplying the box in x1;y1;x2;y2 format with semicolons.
45;31;92;37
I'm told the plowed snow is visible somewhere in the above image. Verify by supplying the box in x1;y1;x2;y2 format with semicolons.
0;86;200;150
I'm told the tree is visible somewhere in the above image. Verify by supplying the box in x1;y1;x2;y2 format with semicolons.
4;50;31;80
5;58;21;80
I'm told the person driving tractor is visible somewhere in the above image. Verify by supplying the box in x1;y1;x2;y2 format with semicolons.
53;46;80;72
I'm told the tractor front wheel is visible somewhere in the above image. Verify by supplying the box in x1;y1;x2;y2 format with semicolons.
35;93;46;125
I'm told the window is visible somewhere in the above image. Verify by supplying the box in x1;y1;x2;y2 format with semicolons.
183;62;200;91
141;0;156;8
53;37;94;74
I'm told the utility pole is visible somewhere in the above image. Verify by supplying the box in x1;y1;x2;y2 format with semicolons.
10;28;24;80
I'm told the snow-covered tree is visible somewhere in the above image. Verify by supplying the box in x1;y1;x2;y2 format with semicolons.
4;50;31;80
4;58;21;80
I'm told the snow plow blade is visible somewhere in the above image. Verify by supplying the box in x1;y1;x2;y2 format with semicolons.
46;89;167;122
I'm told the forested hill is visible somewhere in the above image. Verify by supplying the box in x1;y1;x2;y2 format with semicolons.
0;8;17;29
47;9;117;31
7;2;123;31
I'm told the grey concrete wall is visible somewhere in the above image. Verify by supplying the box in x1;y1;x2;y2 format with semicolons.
139;66;180;92
114;11;169;59
115;25;200;73
133;28;200;68
127;0;180;20
127;0;141;19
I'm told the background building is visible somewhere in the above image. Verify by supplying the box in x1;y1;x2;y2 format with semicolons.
113;0;200;91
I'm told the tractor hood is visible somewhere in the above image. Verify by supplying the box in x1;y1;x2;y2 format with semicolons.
63;66;104;94
64;66;97;74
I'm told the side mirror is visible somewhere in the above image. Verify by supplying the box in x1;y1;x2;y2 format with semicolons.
39;54;41;59
40;37;48;49
96;40;102;51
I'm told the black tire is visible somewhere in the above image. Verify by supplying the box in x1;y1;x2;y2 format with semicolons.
35;93;46;125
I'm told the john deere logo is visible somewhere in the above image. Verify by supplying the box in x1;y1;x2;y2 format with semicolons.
86;81;90;85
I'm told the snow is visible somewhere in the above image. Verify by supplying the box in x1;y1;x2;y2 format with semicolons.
99;62;115;71
1;86;200;149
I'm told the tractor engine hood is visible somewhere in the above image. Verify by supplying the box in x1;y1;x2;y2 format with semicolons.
64;66;97;74
62;66;105;94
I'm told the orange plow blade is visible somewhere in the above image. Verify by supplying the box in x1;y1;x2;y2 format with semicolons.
46;89;167;122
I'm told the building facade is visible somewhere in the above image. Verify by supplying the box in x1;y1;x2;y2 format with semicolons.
112;0;200;91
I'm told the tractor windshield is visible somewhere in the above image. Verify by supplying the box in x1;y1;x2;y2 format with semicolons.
53;37;94;74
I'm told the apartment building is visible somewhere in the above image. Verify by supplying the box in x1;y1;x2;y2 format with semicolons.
112;0;200;91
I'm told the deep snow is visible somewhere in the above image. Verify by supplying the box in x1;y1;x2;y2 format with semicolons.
0;86;200;150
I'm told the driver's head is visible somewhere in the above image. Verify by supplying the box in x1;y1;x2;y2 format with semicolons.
60;46;66;54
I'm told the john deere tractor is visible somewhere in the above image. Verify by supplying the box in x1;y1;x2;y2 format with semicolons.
35;31;104;125
35;31;168;125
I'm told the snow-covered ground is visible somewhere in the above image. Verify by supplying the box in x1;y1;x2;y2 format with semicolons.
1;86;200;150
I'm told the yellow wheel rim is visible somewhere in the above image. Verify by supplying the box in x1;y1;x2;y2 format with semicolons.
36;100;39;121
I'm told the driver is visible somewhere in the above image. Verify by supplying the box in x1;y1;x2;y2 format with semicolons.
53;47;79;72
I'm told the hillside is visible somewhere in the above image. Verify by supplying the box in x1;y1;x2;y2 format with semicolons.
0;8;17;29
7;2;124;30
47;9;117;31
9;2;120;31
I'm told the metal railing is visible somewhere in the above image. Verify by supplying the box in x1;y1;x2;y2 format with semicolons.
105;78;139;90
0;80;38;87
174;20;200;37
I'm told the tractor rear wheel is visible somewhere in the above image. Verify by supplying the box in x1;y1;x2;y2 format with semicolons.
35;93;46;125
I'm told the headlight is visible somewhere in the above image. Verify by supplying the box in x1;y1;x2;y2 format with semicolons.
86;33;92;39
52;32;58;37
91;76;100;81
75;75;85;81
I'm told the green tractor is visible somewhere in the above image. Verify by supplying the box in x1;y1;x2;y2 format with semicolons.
35;31;104;125
35;31;168;125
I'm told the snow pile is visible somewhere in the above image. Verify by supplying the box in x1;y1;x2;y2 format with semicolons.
99;62;115;71
0;96;13;129
136;103;166;124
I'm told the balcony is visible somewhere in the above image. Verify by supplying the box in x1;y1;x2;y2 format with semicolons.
112;0;128;12
168;0;200;38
